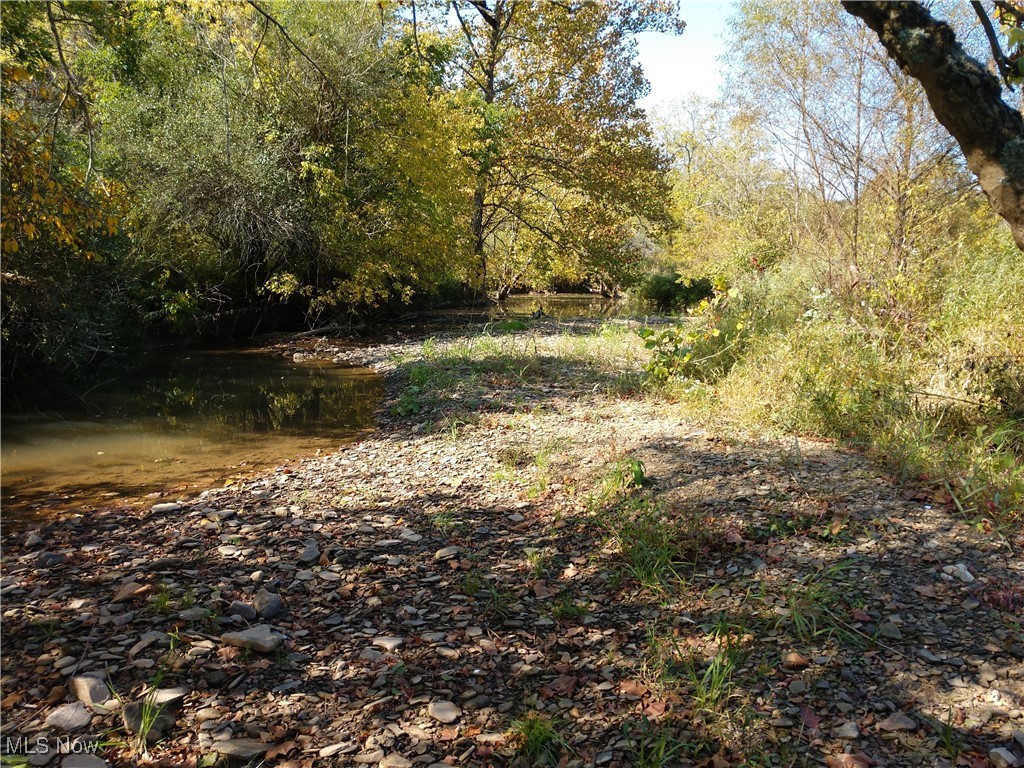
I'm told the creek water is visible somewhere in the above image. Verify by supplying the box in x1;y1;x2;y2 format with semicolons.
1;349;381;519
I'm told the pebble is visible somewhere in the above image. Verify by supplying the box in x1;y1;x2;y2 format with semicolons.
25;532;44;548
221;625;282;653
45;703;93;732
211;738;267;759
834;721;860;739
254;588;284;619
70;675;111;710
61;757;109;768
877;712;916;732
122;700;176;743
151;502;182;513
352;749;385;764
427;700;462;723
298;539;321;564
989;748;1019;768
788;680;807;695
228;600;257;621
434;546;462;560
879;621;903;640
372;636;404;652
38;552;66;568
379;755;413;768
943;563;975;583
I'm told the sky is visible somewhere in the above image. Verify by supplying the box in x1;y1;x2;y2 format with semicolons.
633;1;734;114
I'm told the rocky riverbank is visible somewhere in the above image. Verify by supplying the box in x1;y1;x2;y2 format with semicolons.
2;321;1022;768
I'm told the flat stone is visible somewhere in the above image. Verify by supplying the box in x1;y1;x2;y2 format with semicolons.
61;756;110;768
989;748;1019;768
38;552;67;568
178;607;208;621
221;625;282;653
319;742;355;757
782;652;809;670
211;738;267;759
253;589;284;619
879;622;903;640
379;754;413;768
427;700;461;724
227;600;257;621
298;539;320;565
122;700;176;743
46;703;93;732
25;532;44;548
372;636;403;652
151;502;182;513
352;749;385;764
788;680;807;695
834;721;860;739
943;563;975;583
434;546;462;561
71;675;111;710
877;712;916;732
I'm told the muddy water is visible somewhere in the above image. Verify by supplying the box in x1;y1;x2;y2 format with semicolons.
1;349;381;519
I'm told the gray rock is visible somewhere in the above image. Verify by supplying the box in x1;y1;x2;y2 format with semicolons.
25;531;44;548
211;739;267;759
298;539;321;565
45;703;93;732
989;748;1019;768
61;756;110;768
833;721;860;739
372;636;403;652
877;712;916;732
70;675;111;710
943;563;975;583
379;755;413;768
253;588;284;619
37;552;66;568
427;700;461;724
434;546;462;561
351;749;385;764
221;625;282;653
122;700;176;743
151;502;182;513
227;600;257;621
788;680;807;695
879;622;903;640
178;607;209;622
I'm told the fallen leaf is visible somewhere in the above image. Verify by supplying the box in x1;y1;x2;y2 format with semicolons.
877;712;916;732
800;706;821;731
112;581;150;603
913;584;937;598
1;692;24;709
851;608;871;622
782;652;809;670
619;679;649;697
541;675;578;697
266;742;298;760
826;755;873;768
643;700;667;719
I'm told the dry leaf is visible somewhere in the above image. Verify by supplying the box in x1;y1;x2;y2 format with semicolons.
619;679;649;697
266;742;299;760
826;753;873;768
541;675;578;697
800;706;821;731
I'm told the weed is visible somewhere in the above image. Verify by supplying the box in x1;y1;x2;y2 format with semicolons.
767;563;858;645
524;548;548;578
508;712;564;765
549;595;586;621
146;583;174;615
932;707;964;760
622;716;691;768
428;509;458;533
686;651;737;713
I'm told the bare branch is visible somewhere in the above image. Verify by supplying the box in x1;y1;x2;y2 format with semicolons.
46;0;94;188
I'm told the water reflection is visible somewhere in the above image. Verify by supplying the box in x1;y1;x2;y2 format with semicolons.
1;350;381;516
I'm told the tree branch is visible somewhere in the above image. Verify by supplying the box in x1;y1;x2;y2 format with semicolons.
46;0;93;188
971;0;1015;87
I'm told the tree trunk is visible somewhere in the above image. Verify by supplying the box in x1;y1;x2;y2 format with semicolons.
842;1;1024;250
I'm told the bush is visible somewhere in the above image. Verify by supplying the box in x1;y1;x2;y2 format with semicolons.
638;271;714;311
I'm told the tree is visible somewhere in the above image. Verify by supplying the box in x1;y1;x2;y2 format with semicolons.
451;0;683;296
841;1;1024;250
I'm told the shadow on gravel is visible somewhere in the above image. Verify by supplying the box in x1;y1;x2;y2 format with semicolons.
2;343;1021;767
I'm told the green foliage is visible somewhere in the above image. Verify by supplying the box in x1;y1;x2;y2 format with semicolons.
508;712;564;765
638;271;714;311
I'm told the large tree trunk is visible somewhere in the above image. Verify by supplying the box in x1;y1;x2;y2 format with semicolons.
842;1;1024;250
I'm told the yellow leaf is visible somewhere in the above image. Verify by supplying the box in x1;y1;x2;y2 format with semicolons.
22;222;36;239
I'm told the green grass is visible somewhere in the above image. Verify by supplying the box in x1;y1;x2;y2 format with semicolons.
508;712;564;765
622;716;693;768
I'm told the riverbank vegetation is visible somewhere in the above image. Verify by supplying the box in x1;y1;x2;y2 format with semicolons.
3;0;1021;511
